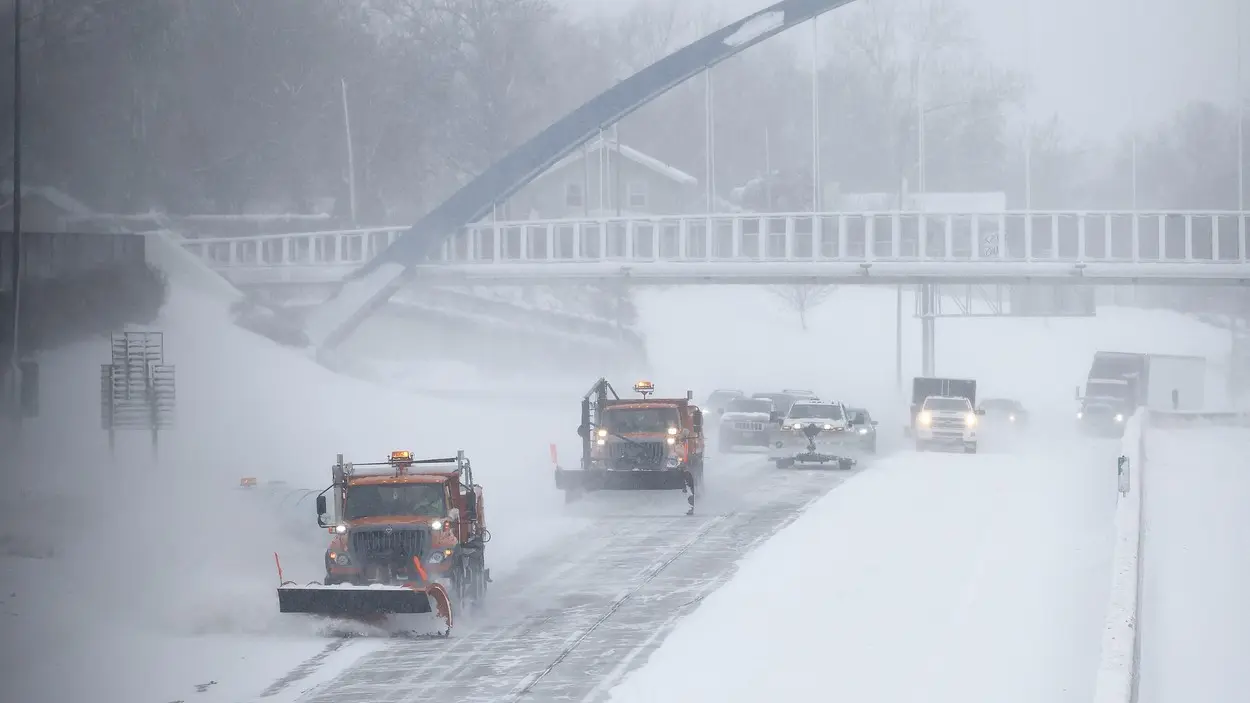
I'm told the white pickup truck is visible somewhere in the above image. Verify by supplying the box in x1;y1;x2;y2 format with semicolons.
914;395;983;454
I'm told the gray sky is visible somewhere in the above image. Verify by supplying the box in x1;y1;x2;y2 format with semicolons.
563;0;1247;140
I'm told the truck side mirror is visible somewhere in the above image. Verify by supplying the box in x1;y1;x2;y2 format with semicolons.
693;409;703;434
316;495;327;515
1074;385;1081;400
1171;389;1179;410
577;424;589;439
770;411;781;424
975;407;986;416
871;420;878;426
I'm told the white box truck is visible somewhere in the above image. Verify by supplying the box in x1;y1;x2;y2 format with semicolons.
1145;354;1205;411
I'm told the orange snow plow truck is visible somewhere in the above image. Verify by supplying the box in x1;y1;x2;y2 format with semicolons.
276;450;490;634
555;378;706;514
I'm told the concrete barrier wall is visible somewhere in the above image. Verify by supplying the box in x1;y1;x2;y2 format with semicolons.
1092;407;1146;703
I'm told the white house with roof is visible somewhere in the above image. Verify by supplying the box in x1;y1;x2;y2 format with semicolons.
495;137;701;220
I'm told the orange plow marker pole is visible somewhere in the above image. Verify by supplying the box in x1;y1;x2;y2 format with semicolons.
274;552;285;586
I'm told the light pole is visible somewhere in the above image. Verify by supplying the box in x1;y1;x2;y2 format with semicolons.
1022;0;1032;210
705;68;716;211
812;18;821;211
1238;0;1244;211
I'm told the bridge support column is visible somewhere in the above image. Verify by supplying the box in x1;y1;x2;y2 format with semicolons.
920;283;936;376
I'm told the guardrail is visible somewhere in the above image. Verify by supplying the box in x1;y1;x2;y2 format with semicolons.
1093;407;1147;703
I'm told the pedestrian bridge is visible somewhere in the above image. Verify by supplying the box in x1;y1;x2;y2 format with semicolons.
184;210;1250;287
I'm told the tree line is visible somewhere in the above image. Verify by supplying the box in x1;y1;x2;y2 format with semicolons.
0;0;1243;223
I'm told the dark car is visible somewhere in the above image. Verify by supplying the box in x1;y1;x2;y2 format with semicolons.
751;392;808;423
980;398;1028;427
705;389;745;416
846;407;878;453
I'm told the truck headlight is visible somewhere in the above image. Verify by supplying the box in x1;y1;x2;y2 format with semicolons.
1076;411;1084;419
965;413;977;427
666;437;676;445
431;519;444;530
1008;414;1016;422
1114;413;1124;422
667;427;678;435
858;428;868;435
334;524;347;534
917;411;932;426
823;424;833;430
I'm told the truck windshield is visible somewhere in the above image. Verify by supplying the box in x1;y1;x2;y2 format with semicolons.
727;398;773;413
603;406;680;434
923;397;971;412
345;484;447;519
788;404;844;420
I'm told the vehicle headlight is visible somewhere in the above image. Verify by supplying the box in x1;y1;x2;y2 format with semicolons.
858;428;868;435
597;428;607;438
1114;413;1124;422
431;519;444;530
917;411;932;426
428;551;445;564
334;524;347;534
823;424;833;430
965;413;977;427
1076;411;1084;419
667;427;678;435
666;437;676;445
597;438;606;445
1008;414;1016;422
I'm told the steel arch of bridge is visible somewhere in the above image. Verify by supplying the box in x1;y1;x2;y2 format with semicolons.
305;0;860;353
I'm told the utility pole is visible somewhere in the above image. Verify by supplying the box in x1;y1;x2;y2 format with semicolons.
7;0;23;417
705;69;716;211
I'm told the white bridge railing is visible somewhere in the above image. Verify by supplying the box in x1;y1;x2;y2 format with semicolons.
181;211;1250;283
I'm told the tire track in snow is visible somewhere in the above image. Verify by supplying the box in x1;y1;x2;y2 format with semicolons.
286;459;855;702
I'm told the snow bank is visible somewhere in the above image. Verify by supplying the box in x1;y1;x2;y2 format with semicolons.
609;434;1117;702
1136;424;1250;702
1092;408;1147;703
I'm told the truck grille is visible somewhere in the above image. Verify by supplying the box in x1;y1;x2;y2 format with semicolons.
350;527;429;564
933;418;965;430
609;440;666;468
733;421;765;432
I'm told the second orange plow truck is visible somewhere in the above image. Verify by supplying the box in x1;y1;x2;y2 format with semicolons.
275;449;490;636
555;378;706;515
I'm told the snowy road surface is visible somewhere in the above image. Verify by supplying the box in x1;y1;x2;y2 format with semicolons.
1138;426;1250;703
278;452;853;702
609;433;1117;703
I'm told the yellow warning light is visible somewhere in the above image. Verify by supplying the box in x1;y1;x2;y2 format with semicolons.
633;380;655;394
390;450;413;462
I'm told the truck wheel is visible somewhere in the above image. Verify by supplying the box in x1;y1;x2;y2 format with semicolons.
775;458;794;469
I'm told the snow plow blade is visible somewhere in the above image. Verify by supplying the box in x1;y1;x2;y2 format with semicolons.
278;583;453;625
556;467;688;492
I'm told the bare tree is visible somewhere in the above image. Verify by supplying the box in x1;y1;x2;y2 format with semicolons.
770;285;836;330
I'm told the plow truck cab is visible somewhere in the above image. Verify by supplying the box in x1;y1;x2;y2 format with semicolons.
555;378;706;515
275;449;490;636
